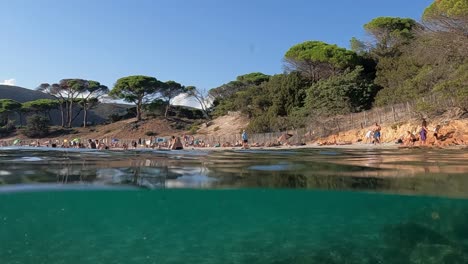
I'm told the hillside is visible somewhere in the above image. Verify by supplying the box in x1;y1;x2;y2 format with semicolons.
197;112;250;136
0;85;54;101
0;111;249;142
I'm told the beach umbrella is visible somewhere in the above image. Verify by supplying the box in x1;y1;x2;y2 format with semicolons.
72;138;80;143
13;139;21;145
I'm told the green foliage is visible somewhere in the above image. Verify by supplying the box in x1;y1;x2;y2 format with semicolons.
364;17;417;37
0;121;16;137
145;99;166;116
374;24;467;108
209;72;270;101
414;100;439;117
423;0;468;19
173;106;204;119
22;99;59;114
86;81;109;95
350;37;368;55
236;72;270;85
208;72;271;116
110;75;162;103
364;17;418;57
161;80;185;117
285;41;359;69
0;99;22;113
37;79;108;128
266;72;309;116
433;62;468;110
246;111;275;133
0;99;22;126
284;41;359;81
189;124;199;135
110;75;165;121
304;67;379;116
23;114;50;138
374;61;443;106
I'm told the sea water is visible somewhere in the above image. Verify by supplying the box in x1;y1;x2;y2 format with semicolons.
0;147;467;264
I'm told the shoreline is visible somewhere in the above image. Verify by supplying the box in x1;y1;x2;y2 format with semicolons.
1;142;466;151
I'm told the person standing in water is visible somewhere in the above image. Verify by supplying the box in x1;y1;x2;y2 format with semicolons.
241;130;249;149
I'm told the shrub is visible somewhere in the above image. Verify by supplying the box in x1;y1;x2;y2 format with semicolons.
23;114;49;138
189;125;199;135
145;131;157;136
0;121;15;137
109;113;122;123
414;100;439;117
213;126;220;132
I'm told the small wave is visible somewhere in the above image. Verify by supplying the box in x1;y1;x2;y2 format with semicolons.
0;170;12;176
13;157;44;162
0;183;137;193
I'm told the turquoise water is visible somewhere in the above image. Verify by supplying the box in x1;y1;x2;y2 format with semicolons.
1;147;468;263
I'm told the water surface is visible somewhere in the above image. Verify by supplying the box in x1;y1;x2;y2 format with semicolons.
1;147;467;263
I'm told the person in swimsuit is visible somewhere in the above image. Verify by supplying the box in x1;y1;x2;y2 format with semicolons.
169;136;184;150
373;123;381;144
419;127;427;145
241;130;249;149
365;130;373;144
404;131;417;146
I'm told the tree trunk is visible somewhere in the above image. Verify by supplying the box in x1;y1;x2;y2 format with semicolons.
68;99;73;127
83;106;88;128
136;102;142;121
60;103;65;127
164;104;170;118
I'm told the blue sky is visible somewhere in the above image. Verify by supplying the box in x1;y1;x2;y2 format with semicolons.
1;0;433;92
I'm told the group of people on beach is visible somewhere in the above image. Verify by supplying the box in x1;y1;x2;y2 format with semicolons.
362;119;442;147
0;118;455;150
399;119;441;147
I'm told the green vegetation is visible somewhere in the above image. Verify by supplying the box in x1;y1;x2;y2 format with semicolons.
304;66;378;116
0;99;22;126
209;0;467;133
161;81;185;118
109;75;165;121
23;114;50;138
0;0;464;138
423;0;468;19
285;41;360;82
0;121;15;137
78;81;108;128
37;79;108;127
21;99;60;119
364;17;418;57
